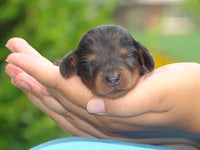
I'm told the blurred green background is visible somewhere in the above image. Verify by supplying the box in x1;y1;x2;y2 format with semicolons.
0;0;200;149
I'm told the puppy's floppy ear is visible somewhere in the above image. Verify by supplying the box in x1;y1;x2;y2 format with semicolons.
59;51;78;78
136;42;154;75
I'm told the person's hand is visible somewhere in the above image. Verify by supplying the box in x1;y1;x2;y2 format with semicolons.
5;38;200;146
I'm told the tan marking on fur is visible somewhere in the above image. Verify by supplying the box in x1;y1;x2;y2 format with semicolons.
120;48;129;56
87;54;96;62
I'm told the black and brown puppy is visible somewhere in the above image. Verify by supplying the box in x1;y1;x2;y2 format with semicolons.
60;25;154;98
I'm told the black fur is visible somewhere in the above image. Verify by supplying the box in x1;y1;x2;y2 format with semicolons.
59;25;154;98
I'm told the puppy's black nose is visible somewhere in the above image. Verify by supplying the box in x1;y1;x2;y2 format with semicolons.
105;73;121;87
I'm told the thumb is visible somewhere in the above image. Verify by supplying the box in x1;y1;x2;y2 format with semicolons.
86;69;172;117
86;75;157;117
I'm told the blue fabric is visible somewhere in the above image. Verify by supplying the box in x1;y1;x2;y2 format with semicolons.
30;137;171;150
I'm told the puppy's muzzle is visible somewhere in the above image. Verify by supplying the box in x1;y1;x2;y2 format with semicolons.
105;73;121;87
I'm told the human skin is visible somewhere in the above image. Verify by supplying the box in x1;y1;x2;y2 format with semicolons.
5;38;200;146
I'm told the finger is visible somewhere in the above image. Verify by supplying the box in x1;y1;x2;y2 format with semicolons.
6;53;93;109
10;67;67;114
6;53;59;87
59;109;110;138
47;87;106;128
26;94;94;138
5;63;24;78
6;63;94;122
7;64;103;137
6;37;51;64
19;76;108;138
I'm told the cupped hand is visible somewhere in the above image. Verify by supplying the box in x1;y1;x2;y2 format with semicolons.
5;38;200;146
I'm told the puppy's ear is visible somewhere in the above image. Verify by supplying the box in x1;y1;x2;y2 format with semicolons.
136;42;154;75
59;51;78;77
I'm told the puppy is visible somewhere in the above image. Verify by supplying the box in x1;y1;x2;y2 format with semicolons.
59;25;154;98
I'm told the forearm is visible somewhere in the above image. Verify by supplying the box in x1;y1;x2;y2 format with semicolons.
173;63;200;135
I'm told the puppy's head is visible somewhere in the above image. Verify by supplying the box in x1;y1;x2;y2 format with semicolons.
60;25;154;98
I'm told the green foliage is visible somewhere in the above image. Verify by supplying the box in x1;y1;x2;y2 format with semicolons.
0;0;119;149
182;0;200;22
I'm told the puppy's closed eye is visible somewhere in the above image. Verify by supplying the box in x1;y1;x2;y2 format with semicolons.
60;25;154;98
78;56;93;78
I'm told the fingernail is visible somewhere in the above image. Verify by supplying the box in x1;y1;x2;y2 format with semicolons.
5;70;16;78
5;44;15;52
14;81;30;91
87;98;106;114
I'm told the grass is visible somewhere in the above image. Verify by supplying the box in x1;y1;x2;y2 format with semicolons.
132;30;200;63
